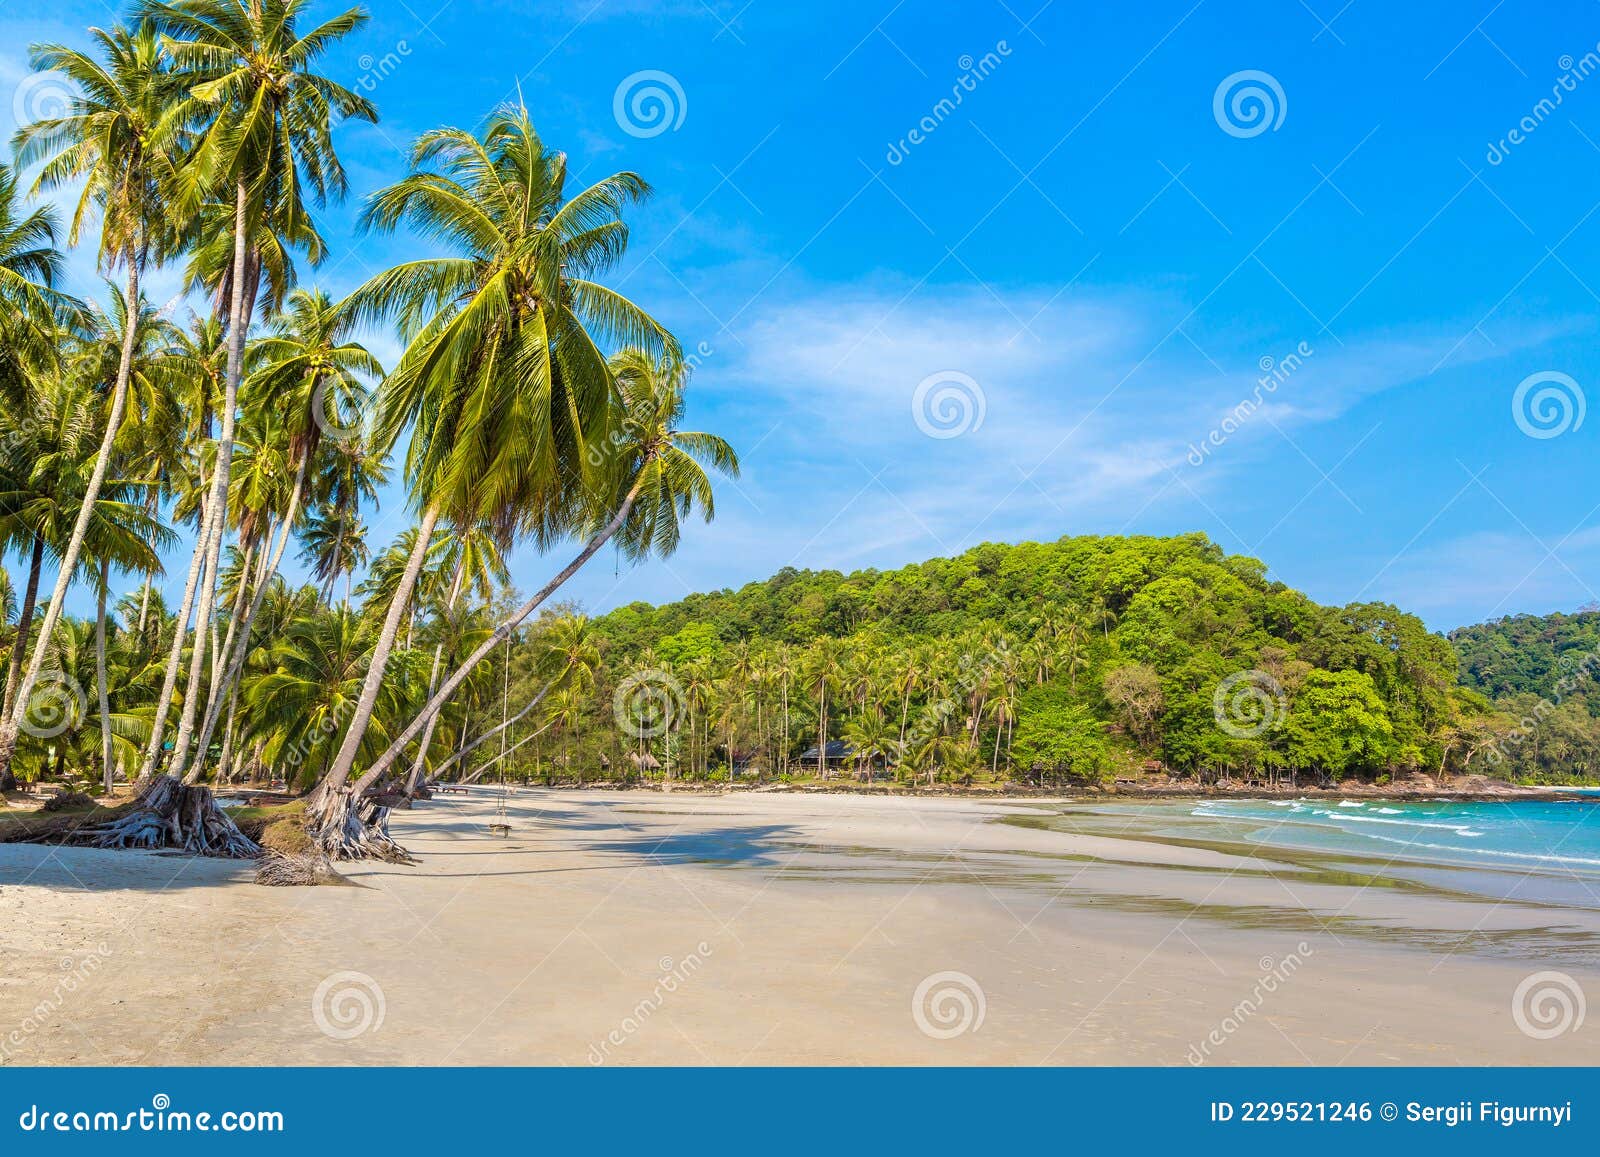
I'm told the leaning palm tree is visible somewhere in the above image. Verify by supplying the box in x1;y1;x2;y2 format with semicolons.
135;0;374;801
0;23;178;786
315;348;737;857
315;104;679;805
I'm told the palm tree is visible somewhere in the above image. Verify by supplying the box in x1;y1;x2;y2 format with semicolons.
138;0;375;790
187;286;383;775
0;375;170;754
318;104;680;801
328;348;736;852
1;23;179;786
0;162;68;402
298;506;368;605
802;637;844;778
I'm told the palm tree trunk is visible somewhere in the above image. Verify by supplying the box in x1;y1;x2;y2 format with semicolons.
401;556;466;794
425;671;561;786
135;487;215;787
0;254;142;783
185;537;256;782
215;679;242;783
347;483;644;799
96;558;113;794
165;180;250;783
2;536;45;721
191;459;307;772
317;504;441;794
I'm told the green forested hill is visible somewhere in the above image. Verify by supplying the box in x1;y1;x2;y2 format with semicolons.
1450;608;1600;701
539;533;1501;785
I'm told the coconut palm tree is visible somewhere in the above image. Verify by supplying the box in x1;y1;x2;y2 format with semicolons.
801;637;844;778
185;286;384;774
0;162;69;403
325;348;736;854
136;0;375;795
317;104;680;802
1;23;180;786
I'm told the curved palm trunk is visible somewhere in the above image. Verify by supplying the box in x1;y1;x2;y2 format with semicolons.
96;558;113;794
316;504;441;795
135;487;215;787
459;719;553;784
165;181;250;784
0;256;142;783
347;483;643;802
420;673;560;786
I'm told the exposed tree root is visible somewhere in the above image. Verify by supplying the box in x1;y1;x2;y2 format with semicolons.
306;786;413;863
68;775;260;858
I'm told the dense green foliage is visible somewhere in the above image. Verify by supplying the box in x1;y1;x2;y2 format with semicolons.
1449;609;1600;782
464;533;1524;788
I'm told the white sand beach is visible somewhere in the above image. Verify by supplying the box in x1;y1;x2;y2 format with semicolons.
1;790;1595;1066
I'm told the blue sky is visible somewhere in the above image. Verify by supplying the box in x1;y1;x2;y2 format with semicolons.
5;0;1600;630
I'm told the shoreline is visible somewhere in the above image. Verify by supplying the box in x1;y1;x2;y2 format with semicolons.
2;789;1596;1065
426;775;1594;804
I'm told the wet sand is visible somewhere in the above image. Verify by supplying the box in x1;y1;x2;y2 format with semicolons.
1;789;1595;1065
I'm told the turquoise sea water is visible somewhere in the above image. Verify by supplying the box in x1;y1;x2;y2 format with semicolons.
1172;793;1600;875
